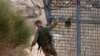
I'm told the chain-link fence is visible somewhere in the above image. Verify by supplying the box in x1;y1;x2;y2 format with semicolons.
44;0;100;56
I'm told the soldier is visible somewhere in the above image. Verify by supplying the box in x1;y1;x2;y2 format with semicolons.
30;19;59;56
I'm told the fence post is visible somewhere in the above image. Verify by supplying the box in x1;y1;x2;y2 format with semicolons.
76;0;81;56
43;0;52;25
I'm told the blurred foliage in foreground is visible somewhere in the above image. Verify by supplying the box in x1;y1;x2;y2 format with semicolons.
0;0;31;49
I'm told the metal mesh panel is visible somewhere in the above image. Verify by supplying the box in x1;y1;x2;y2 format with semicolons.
80;0;100;56
47;0;77;56
45;0;100;56
49;0;76;19
81;22;100;56
52;22;77;56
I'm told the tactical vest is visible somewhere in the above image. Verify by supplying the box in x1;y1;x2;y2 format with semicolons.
37;27;52;50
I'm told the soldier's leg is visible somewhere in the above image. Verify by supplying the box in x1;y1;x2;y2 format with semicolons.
43;51;50;56
48;44;57;56
42;45;51;56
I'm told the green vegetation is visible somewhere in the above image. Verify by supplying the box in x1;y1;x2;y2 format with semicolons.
0;0;31;49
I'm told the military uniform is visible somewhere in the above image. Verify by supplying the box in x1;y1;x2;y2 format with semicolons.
31;21;58;56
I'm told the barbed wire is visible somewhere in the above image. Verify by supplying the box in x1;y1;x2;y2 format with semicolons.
30;0;100;9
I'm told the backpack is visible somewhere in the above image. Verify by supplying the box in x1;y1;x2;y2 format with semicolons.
37;27;52;50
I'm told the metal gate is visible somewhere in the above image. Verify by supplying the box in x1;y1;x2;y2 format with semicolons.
43;0;100;56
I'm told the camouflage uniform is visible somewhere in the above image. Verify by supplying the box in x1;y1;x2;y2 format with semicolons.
31;21;58;56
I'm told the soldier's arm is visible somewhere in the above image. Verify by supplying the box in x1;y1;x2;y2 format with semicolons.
31;30;39;47
47;19;59;30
